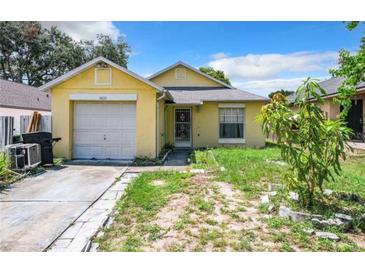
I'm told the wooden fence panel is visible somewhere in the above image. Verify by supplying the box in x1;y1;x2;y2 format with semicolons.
0;116;14;151
20;115;51;134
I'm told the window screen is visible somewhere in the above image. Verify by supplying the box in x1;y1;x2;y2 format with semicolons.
219;108;244;138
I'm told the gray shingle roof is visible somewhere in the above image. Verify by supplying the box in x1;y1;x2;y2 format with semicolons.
167;87;268;104
288;77;365;104
0;79;51;111
319;77;365;95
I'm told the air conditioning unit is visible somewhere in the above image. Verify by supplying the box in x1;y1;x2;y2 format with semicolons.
6;143;41;170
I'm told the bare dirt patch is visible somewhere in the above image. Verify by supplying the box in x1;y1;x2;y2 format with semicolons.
153;193;190;229
140;174;276;251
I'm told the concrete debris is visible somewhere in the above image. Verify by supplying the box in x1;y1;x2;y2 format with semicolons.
278;205;322;222
315;231;340;241
334;213;352;222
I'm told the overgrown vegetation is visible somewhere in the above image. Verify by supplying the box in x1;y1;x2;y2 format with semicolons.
0;153;17;189
97;146;365;251
193;146;284;197
259;79;351;206
97;171;191;251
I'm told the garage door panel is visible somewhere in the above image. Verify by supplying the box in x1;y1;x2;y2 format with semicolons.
74;117;123;130
73;102;136;159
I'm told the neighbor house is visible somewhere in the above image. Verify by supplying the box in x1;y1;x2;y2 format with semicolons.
289;77;365;141
0;79;51;134
39;57;268;160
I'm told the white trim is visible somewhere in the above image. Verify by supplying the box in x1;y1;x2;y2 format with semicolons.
218;138;246;144
218;107;245;141
218;103;245;108
69;93;137;101
174;107;192;147
148;61;233;89
39;56;165;92
94;67;112;85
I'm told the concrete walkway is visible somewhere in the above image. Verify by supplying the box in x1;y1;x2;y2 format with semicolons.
0;165;125;252
164;149;191;166
348;141;365;151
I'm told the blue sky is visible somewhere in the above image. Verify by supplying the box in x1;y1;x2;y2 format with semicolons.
46;21;364;96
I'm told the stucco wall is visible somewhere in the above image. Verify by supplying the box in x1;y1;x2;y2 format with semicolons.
157;99;165;154
320;94;365;120
150;65;225;87
319;98;340;120
165;101;266;148
51;66;157;159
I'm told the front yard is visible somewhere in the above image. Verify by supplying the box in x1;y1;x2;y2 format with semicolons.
96;146;365;251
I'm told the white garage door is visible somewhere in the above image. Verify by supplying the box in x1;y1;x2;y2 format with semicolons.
73;102;136;159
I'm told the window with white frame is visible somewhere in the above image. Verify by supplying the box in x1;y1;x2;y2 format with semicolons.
219;108;244;139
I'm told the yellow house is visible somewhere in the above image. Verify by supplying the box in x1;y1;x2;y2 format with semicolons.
39;57;268;160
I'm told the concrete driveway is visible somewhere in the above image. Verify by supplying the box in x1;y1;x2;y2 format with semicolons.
0;165;124;252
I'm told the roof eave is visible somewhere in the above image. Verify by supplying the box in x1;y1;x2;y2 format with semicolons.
148;61;234;89
38;56;165;92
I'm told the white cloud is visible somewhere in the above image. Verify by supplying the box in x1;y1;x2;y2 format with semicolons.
209;51;338;80
235;76;328;97
210;52;228;60
42;21;121;41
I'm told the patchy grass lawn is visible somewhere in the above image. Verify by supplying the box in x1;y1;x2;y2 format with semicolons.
97;146;365;252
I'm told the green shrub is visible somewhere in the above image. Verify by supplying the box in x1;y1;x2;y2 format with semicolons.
259;78;351;207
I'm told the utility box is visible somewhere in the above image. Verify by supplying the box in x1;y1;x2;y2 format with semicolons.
6;143;41;170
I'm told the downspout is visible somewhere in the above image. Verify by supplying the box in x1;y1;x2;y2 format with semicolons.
156;92;167;158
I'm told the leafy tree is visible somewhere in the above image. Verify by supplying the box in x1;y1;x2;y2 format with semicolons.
80;34;130;68
268;89;294;99
259;78;351;206
330;21;365;117
0;22;85;86
199;66;231;85
0;21;131;86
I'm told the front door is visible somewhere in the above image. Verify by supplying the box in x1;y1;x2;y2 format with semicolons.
174;108;192;147
344;99;363;140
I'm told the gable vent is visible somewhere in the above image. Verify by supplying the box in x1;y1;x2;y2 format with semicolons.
94;64;112;85
175;67;187;80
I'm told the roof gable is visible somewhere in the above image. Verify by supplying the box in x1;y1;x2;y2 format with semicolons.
39;56;164;92
148;61;233;88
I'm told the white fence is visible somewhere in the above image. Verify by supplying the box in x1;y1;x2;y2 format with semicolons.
0;115;51;150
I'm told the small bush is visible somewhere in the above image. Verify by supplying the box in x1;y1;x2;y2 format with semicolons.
0;153;14;186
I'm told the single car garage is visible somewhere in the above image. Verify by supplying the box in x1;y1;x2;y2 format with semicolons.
73;102;136;159
40;57;164;160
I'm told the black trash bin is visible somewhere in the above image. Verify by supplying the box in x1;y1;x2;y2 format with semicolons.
22;132;54;166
